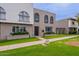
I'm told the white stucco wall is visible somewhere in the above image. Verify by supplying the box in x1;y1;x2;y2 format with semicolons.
0;3;34;24
68;20;78;27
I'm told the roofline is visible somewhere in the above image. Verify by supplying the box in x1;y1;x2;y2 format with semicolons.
56;17;76;22
34;8;56;15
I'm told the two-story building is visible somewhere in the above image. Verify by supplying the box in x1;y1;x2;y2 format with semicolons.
33;8;56;36
56;18;78;34
0;3;34;40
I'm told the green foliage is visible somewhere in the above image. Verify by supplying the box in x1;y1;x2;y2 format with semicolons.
0;37;38;46
43;34;73;39
0;36;79;56
69;31;77;34
76;16;79;24
44;32;55;34
11;32;29;35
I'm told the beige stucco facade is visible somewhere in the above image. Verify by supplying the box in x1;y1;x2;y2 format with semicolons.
0;22;33;40
33;8;56;36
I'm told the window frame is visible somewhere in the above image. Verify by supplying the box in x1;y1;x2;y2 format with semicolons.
34;13;40;22
19;11;29;22
0;7;6;20
44;15;48;23
50;16;54;24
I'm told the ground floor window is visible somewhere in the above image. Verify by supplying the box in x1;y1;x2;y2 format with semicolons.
45;27;52;32
11;26;29;35
56;28;66;34
12;26;26;33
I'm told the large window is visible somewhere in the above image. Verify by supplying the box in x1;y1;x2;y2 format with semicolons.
0;7;6;20
12;26;26;33
50;16;53;24
34;13;39;22
45;27;52;32
19;11;29;22
44;15;48;23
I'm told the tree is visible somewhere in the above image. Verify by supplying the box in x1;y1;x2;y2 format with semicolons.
76;16;79;25
76;15;79;34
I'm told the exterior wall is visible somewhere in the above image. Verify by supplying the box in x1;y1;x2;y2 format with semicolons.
0;3;34;24
56;18;78;34
34;8;56;36
68;20;78;28
0;23;33;40
55;20;69;34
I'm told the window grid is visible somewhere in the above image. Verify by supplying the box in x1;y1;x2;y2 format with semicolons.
34;13;39;22
44;15;48;23
19;11;29;22
0;7;6;20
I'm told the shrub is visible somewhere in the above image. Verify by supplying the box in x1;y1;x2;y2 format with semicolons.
44;32;55;34
69;31;77;34
11;32;29;35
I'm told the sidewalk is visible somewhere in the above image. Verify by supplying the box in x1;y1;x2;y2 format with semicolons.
0;35;78;51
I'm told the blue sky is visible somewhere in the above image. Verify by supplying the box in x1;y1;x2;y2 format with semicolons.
33;3;79;20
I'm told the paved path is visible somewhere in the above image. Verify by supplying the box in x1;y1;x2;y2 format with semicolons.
0;35;79;51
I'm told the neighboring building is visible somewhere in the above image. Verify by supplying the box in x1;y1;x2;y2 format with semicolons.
0;3;34;40
55;18;78;34
33;8;56;36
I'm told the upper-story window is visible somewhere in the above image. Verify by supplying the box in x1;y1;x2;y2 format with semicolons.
0;7;6;20
34;13;39;22
44;15;48;23
19;11;29;22
50;16;54;24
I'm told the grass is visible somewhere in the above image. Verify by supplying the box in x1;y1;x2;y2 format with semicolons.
43;34;75;39
0;37;39;46
0;36;79;56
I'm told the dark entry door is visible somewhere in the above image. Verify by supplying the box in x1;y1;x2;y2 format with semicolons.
34;26;39;36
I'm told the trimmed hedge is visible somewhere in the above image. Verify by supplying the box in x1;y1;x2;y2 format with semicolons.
44;32;55;34
11;32;29;35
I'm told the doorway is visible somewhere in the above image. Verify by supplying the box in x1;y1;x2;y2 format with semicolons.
34;26;39;36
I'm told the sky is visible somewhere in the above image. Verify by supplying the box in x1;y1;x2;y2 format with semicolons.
33;3;79;20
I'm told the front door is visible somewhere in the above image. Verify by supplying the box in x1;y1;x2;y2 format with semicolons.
34;26;39;36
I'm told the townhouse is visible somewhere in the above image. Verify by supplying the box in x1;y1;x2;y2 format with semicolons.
0;3;34;40
55;18;78;34
0;3;56;40
33;8;56;36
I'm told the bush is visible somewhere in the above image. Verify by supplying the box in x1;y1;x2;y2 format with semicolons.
44;32;55;34
69;31;77;34
11;32;29;35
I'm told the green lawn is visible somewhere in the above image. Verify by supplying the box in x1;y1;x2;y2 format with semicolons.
0;37;39;46
43;34;75;39
0;36;79;56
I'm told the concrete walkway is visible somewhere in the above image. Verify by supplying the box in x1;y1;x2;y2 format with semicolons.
0;35;79;51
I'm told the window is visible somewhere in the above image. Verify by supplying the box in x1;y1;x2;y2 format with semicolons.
72;22;75;25
20;27;26;32
19;11;29;22
12;26;26;33
50;16;53;24
45;27;52;32
34;13;39;22
44;15;48;23
12;26;16;33
0;7;6;20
